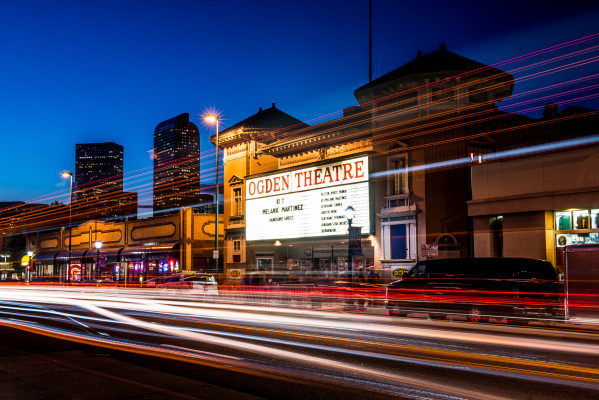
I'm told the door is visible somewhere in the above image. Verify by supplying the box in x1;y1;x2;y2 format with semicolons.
391;224;407;259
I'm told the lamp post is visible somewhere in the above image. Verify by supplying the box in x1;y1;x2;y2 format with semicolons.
345;206;355;279
61;171;73;282
205;114;220;279
94;240;102;281
27;250;33;282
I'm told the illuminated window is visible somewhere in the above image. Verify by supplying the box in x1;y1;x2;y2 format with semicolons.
390;157;408;195
233;187;243;216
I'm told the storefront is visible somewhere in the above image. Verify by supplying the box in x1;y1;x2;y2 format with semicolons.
555;208;599;268
32;252;58;277
145;243;180;278
101;248;120;279
118;244;180;284
55;250;89;281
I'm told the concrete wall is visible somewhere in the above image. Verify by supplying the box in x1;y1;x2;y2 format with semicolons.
472;146;599;202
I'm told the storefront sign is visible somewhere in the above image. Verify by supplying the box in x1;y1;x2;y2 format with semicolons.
229;269;242;279
391;267;410;278
421;244;439;257
246;156;370;240
312;247;349;258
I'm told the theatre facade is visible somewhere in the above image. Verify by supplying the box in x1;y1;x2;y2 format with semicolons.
215;45;518;282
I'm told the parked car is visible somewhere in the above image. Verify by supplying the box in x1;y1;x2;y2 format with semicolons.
385;258;562;323
157;273;218;297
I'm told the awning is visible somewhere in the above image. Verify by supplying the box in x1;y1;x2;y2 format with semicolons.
104;248;123;263
120;243;179;261
32;252;58;263
55;250;89;262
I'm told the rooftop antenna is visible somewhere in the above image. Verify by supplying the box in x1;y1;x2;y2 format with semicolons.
369;0;372;82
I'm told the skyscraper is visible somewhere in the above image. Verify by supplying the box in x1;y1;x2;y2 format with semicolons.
75;142;124;198
74;142;137;221
153;113;203;214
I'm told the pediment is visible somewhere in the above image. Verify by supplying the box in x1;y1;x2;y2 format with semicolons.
228;175;244;185
388;140;408;150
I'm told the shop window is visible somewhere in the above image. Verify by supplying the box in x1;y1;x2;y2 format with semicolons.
555;211;571;231
257;257;273;272
389;157;408;195
573;210;590;229
232;187;243;216
556;232;599;247
593;210;599;229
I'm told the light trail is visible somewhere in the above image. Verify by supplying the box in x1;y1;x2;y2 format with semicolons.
0;287;586;353
2;288;599;383
0;288;512;399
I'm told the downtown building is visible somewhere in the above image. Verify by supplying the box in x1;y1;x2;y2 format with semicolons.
153;113;212;215
74;142;137;221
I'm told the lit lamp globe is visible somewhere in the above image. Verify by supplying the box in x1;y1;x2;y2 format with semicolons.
94;240;102;250
204;114;219;123
345;206;355;221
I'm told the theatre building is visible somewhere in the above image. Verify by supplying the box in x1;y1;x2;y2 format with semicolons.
216;45;522;281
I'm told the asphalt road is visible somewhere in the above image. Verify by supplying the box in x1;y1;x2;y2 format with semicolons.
1;285;599;399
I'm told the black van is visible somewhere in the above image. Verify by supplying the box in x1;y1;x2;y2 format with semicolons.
385;258;562;323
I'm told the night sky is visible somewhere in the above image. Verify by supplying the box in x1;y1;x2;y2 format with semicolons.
1;0;598;211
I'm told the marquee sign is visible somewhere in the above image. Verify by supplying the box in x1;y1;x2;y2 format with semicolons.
246;156;370;240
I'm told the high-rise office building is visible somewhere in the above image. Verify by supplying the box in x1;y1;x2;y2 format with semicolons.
153;113;205;214
74;142;137;221
75;142;124;197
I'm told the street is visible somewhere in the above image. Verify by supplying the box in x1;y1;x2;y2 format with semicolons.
1;285;598;399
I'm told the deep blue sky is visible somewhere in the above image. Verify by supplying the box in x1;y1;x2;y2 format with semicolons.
1;0;599;208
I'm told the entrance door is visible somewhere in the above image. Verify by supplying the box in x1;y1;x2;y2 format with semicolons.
391;224;407;259
257;257;273;272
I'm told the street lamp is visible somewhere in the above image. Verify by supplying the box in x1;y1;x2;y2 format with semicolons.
345;206;355;277
61;171;73;282
94;240;102;281
27;250;33;282
205;114;220;278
